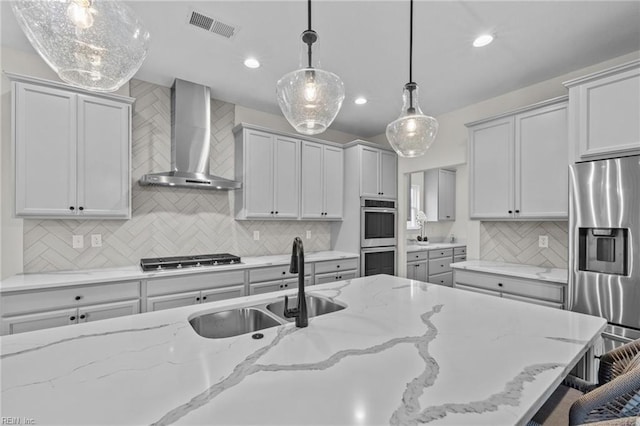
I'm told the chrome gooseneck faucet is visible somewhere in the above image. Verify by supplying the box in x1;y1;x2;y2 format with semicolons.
284;237;308;328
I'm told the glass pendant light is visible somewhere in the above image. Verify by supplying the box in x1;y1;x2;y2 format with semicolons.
11;0;150;93
386;0;438;158
276;0;345;135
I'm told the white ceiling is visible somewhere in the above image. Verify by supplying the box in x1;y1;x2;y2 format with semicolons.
2;1;639;138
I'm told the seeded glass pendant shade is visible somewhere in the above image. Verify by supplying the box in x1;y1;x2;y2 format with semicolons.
386;0;438;158
276;0;344;135
11;0;150;93
386;83;438;157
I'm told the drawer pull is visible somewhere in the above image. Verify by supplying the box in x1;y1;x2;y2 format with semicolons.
79;314;86;320
70;316;76;321
74;296;82;301
498;283;503;287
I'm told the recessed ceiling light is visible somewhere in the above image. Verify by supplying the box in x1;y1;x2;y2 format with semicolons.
244;57;260;69
354;97;367;105
473;34;494;47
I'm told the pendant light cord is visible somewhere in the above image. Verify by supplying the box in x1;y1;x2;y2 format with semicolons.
408;0;414;109
307;0;313;67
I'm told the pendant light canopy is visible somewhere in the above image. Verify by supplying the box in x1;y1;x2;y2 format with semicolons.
11;0;150;93
386;0;438;158
276;0;345;135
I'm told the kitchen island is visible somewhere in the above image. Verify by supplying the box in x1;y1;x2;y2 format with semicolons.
0;274;605;425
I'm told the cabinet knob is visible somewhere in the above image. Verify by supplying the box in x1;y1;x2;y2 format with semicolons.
284;284;288;288
515;209;520;213
279;284;283;288
79;206;84;211
79;314;86;320
338;276;342;279
270;211;274;214
69;206;75;211
498;283;503;287
202;296;207;300
196;297;200;301
508;210;513;214
75;296;82;301
275;211;279;214
70;316;76;321
282;271;286;275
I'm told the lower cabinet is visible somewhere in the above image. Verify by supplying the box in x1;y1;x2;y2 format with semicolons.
406;247;466;287
1;281;141;335
313;258;359;285
453;269;565;309
249;278;311;295
406;260;427;281
146;286;245;312
315;271;357;285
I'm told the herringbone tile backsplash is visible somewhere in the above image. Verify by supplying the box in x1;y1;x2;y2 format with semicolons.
23;80;331;272
480;221;568;269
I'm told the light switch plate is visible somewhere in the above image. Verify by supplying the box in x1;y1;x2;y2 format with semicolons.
306;230;311;239
253;231;260;241
72;235;83;249
538;235;549;248
91;234;102;247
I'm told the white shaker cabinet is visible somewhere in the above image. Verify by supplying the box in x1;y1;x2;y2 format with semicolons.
424;168;456;221
235;128;299;219
468;97;568;220
359;146;397;199
564;60;640;161
301;141;344;219
10;74;133;219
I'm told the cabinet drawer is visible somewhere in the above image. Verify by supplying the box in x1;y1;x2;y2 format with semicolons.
429;258;452;275
454;270;564;303
453;255;467;263
407;251;429;262
429;248;453;259
502;293;564;310
428;272;453;287
315;270;358;285
147;271;244;296
1;281;141;316
314;258;358;274
249;277;311;295
454;247;466;256
455;283;501;298
249;264;312;283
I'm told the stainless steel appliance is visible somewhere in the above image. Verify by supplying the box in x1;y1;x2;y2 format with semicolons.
569;155;640;351
140;253;241;271
360;246;396;277
360;198;397;248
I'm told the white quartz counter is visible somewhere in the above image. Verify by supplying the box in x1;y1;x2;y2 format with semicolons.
406;242;466;252
451;260;568;284
0;251;359;293
0;275;605;425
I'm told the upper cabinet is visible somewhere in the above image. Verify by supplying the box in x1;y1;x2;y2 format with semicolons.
10;74;133;219
235;128;299;219
468;97;568;220
301;141;344;220
564;60;640;162
424;169;456;221
359;146;397;199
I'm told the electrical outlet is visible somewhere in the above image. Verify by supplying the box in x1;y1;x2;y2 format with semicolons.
538;235;549;248
306;230;311;239
72;235;84;249
91;234;102;247
253;231;260;241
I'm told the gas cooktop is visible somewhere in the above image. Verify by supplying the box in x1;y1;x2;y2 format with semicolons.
140;253;241;272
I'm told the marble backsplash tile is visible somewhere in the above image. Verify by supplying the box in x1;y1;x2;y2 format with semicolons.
23;79;330;273
480;221;568;269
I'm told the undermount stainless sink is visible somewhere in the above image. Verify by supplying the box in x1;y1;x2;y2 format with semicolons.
266;295;346;321
189;307;282;339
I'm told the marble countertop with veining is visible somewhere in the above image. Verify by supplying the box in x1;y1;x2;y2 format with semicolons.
0;274;605;425
451;260;568;284
0;251;359;293
406;242;466;252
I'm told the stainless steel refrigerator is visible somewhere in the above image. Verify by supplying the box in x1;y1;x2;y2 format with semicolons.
569;155;640;352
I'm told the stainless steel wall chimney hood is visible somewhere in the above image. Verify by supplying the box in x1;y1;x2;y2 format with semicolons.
139;79;241;190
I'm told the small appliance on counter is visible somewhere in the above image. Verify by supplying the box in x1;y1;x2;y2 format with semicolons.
140;253;241;271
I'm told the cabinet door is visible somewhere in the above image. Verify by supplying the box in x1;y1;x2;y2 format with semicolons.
301;141;324;219
438;169;456;221
78;300;140;323
201;285;246;303
379;151;397;198
577;66;640;159
323;146;344;219
249;280;287;295
360;147;380;196
515;103;568;219
244;130;274;218
469;117;514;219
407;261;427;281
77;95;130;218
2;308;78;335
146;291;201;312
14;82;77;217
273;136;299;218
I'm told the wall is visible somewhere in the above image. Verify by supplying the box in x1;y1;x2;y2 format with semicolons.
393;50;640;276
19;79;332;272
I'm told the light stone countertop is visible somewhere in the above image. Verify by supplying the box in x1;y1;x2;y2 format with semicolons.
406;242;467;252
451;260;568;284
0;274;605;425
0;251;359;293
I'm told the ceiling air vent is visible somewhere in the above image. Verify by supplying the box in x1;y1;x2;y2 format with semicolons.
187;10;239;40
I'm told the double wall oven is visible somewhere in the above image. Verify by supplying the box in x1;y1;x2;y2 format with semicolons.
360;198;396;276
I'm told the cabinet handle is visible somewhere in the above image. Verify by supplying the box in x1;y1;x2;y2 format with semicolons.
508;210;513;214
70;316;76;321
79;206;84;211
282;271;286;275
284;284;288;288
69;206;75;211
336;265;340;268
275;211;279;214
75;296;82;301
79;314;86;320
338;276;342;279
515;209;520;213
202;296;207;300
196;297;200;301
446;215;450;218
498;283;503;287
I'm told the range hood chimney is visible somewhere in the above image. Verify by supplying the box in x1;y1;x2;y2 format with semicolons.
139;79;241;190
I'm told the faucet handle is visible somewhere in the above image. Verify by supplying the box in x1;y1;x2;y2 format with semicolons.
283;295;298;318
